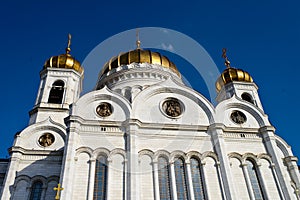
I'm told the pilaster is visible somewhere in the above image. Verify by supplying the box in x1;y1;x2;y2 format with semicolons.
170;162;178;200
284;156;300;197
59;119;80;199
87;159;96;200
125;122;139;200
185;161;195;200
208;123;237;200
0;152;21;199
260;126;293;199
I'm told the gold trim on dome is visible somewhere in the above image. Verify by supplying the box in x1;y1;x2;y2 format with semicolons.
100;49;180;77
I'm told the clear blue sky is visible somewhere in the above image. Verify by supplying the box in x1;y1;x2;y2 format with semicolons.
0;0;299;163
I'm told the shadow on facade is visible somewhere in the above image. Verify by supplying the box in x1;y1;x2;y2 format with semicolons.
3;150;63;199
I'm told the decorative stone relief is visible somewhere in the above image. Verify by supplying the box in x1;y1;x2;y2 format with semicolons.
230;110;247;124
38;133;55;147
96;102;113;117
162;98;183;118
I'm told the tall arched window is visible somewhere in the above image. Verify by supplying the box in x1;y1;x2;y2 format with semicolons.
174;157;188;200
190;157;205;200
246;160;264;199
158;156;171;200
48;80;64;104
29;181;43;200
93;156;108;200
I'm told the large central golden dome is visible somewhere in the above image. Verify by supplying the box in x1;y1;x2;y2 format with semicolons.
99;49;180;77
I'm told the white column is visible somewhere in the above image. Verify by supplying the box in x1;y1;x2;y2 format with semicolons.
106;158;112;200
260;126;293;199
185;161;195;200
241;163;255;200
87;159;96;200
216;161;227;200
270;164;285;199
60;122;80;199
0;153;21;199
284;156;300;192
153;161;160;200
124;158;128;200
208;124;237;200
125;123;139;200
200;162;209;199
170;162;178;200
256;163;271;199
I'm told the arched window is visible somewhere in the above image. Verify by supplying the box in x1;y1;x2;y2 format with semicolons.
190;157;205;200
246;160;264;199
29;181;43;200
93;156;108;200
158;156;171;200
48;80;64;104
241;93;254;104
174;157;188;200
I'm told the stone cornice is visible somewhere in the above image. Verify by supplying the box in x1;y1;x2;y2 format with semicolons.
259;125;276;133
9;146;63;156
29;104;69;115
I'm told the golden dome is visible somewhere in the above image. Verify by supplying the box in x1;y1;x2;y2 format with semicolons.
43;34;83;74
99;49;180;77
215;67;253;92
43;53;83;74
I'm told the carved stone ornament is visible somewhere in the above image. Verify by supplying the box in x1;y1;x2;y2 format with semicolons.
96;102;113;117
38;133;55;147
162;98;182;118
230;110;247;124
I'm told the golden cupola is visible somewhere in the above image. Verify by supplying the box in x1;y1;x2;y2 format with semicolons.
43;34;83;74
215;48;253;92
99;48;180;77
99;32;180;78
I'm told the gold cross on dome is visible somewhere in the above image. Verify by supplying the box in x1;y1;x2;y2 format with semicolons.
66;33;72;54
54;183;64;200
136;28;141;49
222;48;231;68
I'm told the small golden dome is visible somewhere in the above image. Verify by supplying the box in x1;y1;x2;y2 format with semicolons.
43;53;83;74
215;68;253;92
99;49;180;77
43;34;83;74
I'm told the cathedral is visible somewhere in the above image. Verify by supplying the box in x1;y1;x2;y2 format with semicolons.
0;34;300;200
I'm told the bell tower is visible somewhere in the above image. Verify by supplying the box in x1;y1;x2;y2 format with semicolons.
215;49;264;110
29;34;84;125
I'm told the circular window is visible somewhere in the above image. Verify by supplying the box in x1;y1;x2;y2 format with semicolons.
38;133;55;147
230;110;247;124
96;102;113;117
162;98;183;118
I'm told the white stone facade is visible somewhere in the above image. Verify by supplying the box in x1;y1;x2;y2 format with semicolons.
0;48;300;200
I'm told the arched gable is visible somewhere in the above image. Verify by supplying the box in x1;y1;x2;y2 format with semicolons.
132;78;215;125
71;86;131;121
215;95;270;128
14;117;66;150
